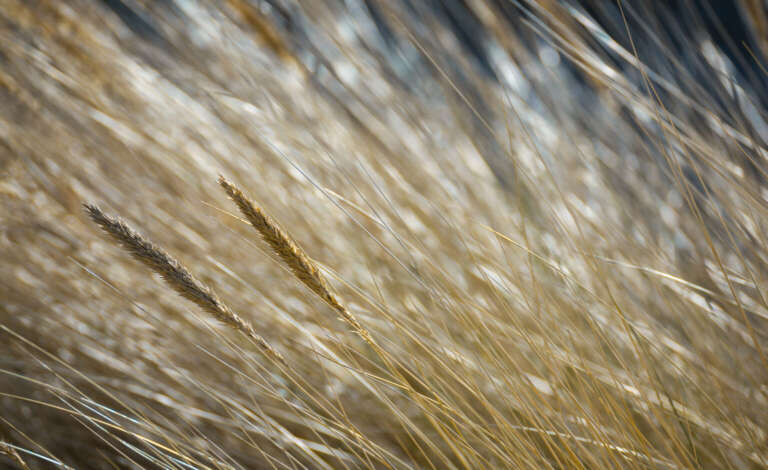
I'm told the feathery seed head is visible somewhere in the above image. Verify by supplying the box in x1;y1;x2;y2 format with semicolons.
84;203;284;362
218;176;374;344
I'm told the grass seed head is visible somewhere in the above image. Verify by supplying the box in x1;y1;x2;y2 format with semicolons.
218;176;374;345
84;203;284;363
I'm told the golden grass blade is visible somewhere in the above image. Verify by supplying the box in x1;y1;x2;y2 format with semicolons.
0;442;31;470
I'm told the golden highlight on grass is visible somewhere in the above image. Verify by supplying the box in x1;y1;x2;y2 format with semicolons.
84;203;284;363
218;176;375;345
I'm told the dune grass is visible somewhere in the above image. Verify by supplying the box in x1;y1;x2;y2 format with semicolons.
1;0;767;468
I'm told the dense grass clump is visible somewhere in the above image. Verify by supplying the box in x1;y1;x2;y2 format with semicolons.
1;0;768;468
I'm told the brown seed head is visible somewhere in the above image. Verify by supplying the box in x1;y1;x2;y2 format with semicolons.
218;176;374;345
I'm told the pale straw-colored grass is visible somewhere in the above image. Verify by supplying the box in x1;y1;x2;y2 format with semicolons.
1;0;767;468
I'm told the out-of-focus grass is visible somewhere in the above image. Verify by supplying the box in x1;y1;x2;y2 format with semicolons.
1;0;767;468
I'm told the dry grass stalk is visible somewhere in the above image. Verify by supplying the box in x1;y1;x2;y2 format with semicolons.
218;176;375;345
0;442;30;470
84;203;284;363
5;1;768;467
